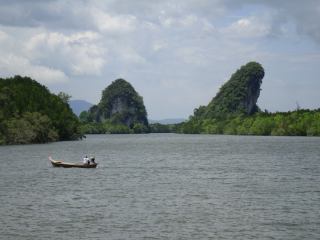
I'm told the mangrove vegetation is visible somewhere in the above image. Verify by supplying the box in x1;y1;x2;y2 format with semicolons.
0;76;82;144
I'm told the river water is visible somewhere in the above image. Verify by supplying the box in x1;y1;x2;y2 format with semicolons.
0;134;319;239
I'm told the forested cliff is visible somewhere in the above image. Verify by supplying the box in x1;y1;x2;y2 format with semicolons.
80;79;149;134
0;76;82;144
1;64;319;142
178;62;320;136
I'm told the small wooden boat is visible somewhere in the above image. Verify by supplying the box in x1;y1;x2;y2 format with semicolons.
49;156;98;168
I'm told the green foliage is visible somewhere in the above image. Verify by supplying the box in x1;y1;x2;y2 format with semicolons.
201;119;223;134
198;62;264;119
103;120;131;134
132;123;149;133
0;76;82;144
193;106;207;118
85;78;149;134
180;61;320;136
79;110;90;123
80;121;132;134
4;112;59;144
80;123;105;134
149;123;173;133
236;117;254;135
306;113;320;136
57;92;71;104
248;115;274;135
178;109;320;136
178;119;202;134
91;79;148;126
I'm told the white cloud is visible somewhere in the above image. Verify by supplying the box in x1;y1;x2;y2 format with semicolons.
175;47;208;66
180;15;198;27
0;1;319;118
0;54;68;84
27;31;106;76
288;53;320;63
0;30;8;41
119;47;146;64
223;17;271;38
92;8;137;33
27;31;100;53
224;0;320;43
158;13;214;31
201;19;215;32
152;41;168;52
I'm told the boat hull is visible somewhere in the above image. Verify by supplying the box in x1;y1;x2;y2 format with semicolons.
49;157;97;168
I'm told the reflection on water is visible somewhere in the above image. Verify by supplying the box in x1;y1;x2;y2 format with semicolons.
1;134;320;239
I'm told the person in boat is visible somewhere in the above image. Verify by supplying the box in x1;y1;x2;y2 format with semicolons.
83;155;90;165
90;157;95;164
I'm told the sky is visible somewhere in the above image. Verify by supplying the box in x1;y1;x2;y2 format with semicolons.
0;0;319;119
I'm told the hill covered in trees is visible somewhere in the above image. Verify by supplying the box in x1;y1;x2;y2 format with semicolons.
0;76;82;144
3;63;319;141
178;62;320;136
80;79;149;134
202;62;264;118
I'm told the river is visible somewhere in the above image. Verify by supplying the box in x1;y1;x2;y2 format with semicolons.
0;134;319;239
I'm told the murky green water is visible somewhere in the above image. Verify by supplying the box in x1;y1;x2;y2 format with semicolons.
1;134;319;239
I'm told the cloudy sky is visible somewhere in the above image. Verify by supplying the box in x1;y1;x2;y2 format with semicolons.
0;0;319;119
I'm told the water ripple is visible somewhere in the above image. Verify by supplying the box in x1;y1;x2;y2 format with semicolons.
0;134;320;239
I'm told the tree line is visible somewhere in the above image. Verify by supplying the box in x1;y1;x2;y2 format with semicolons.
176;109;320;136
0;76;82;144
1;73;320;144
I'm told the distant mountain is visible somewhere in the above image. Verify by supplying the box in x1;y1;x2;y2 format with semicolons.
69;100;93;116
149;118;186;124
